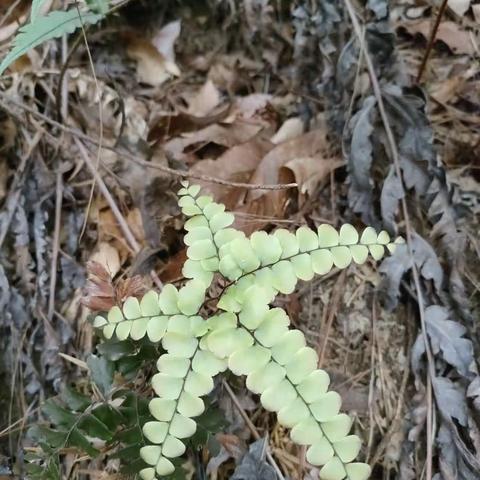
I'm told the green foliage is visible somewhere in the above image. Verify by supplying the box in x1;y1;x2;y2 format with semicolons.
30;182;401;479
90;181;402;480
0;1;109;75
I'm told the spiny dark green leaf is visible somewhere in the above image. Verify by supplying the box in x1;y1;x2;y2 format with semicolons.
28;424;67;449
60;386;91;412
87;354;115;396
42;401;76;428
78;413;112;441
66;428;99;457
97;340;136;360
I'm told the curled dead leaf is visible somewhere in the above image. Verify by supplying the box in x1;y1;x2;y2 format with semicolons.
402;20;475;55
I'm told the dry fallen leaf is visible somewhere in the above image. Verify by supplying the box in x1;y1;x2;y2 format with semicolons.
448;0;470;17
165;121;268;161
247;129;330;202
473;4;480;23
271;117;304;144
152;19;181;63
190;137;274;206
89;242;121;278
403;20;475;55
185;80;221;117
126;35;180;86
235;129;337;232
429;76;465;104
283;156;343;197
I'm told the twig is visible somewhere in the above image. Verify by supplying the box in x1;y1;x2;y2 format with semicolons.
222;380;286;480
317;270;347;367
75;138;140;251
75;4;105;245
0;93;297;191
416;0;449;83
343;1;436;478
74;138;163;290
0;131;41;249
47;169;63;321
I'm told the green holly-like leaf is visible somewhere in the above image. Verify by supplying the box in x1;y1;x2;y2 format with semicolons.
88;181;403;480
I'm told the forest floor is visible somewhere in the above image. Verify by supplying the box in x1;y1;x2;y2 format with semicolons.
0;0;479;479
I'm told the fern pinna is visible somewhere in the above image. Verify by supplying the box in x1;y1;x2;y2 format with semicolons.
93;182;402;480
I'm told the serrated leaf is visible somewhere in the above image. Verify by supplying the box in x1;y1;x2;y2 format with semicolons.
31;0;49;21
0;9;103;75
87;354;114;396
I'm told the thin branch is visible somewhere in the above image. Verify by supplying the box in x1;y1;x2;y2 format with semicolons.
74;138;163;290
416;0;449;83
222;380;286;480
343;1;436;478
47;169;63;321
0;93;297;191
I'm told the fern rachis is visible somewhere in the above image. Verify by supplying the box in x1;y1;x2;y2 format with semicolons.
91;182;402;480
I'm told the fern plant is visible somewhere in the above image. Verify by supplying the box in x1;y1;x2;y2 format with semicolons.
0;0;109;75
92;182;402;480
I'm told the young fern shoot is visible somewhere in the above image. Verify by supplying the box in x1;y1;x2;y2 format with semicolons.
93;182;402;480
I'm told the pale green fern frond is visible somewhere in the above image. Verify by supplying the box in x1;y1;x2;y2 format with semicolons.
138;333;226;479
91;182;403;480
0;7;104;75
93;281;208;342
207;288;371;480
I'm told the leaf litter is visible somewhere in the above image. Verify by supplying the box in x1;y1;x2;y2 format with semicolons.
0;0;478;479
